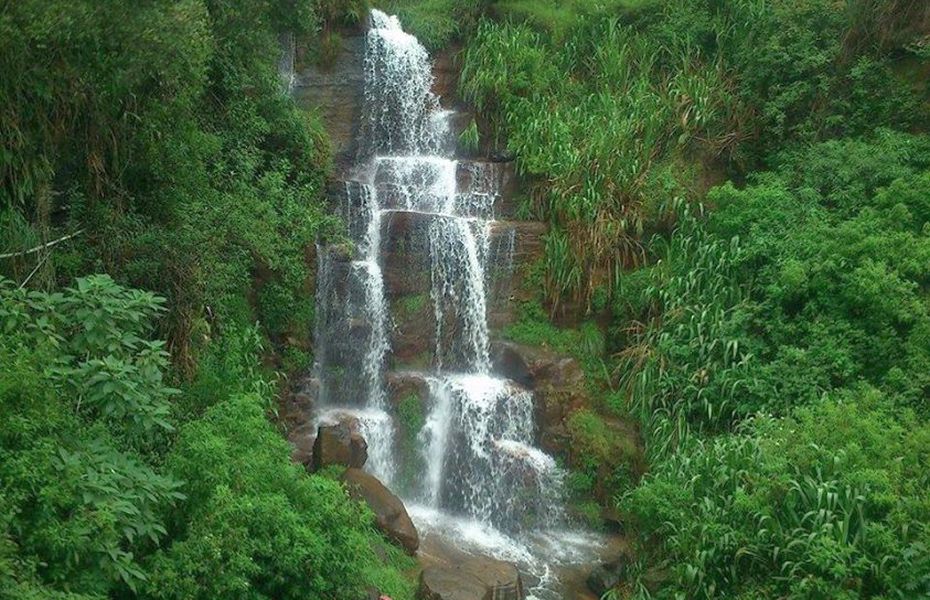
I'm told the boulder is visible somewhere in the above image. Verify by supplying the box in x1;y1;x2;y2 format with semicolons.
387;371;431;407
312;417;368;471
418;557;524;600
464;557;524;600
342;468;419;554
418;567;487;600
288;422;317;469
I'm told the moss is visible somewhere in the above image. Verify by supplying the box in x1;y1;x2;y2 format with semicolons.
281;347;312;375
395;393;426;493
565;409;640;506
396;293;428;318
397;393;425;434
567;409;637;465
503;299;606;385
394;350;433;371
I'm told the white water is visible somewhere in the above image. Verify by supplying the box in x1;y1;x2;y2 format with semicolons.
278;32;296;93
311;10;606;597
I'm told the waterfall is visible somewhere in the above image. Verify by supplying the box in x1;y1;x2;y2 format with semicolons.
312;10;592;597
277;31;296;93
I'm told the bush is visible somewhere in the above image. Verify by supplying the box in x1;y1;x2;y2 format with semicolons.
624;389;930;599
142;393;415;600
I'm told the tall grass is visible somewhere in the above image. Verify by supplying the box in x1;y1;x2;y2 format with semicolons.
459;0;924;310
461;10;744;311
613;206;751;459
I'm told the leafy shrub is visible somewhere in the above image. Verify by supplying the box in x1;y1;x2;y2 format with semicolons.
624;389;930;599
377;0;490;50
0;277;183;593
459;0;928;306
143;393;415;600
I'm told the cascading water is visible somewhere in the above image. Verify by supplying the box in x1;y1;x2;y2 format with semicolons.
312;10;602;598
277;31;296;92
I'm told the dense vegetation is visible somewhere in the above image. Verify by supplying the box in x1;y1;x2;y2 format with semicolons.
4;0;930;599
1;1;414;598
448;0;930;598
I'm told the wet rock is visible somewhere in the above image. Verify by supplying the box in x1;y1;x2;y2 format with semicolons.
417;557;524;600
586;557;629;598
312;417;368;470
489;341;588;454
381;210;433;299
280;375;319;469
288;422;317;469
387;371;430;407
486;221;547;331
342;468;419;554
432;45;461;108
418;567;487;600
463;557;524;600
389;293;435;368
293;32;365;170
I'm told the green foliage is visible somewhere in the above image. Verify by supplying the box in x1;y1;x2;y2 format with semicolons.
395;393;426;493
460;0;928;306
0;0;338;374
0;277;183;593
2;275;178;439
397;293;428;317
566;409;638;507
459;119;481;154
504;260;606;376
1;275;415;598
377;0;489;51
614;132;930;597
142;393;415;600
624;390;930;599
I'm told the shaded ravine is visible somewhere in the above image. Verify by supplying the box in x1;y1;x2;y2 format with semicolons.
311;10;605;598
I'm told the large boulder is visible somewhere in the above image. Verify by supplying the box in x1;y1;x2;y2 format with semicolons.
342;468;419;554
418;568;487;600
489;341;589;454
418;557;524;600
312;416;368;471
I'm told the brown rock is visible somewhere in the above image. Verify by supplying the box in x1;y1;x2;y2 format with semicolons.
342;468;419;554
486;221;547;332
289;423;317;469
464;557;524;600
418;567;487;600
312;417;368;471
418;557;524;600
586;556;629;598
293;33;366;171
387;371;431;407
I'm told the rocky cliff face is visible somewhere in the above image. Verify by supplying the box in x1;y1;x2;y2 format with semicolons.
295;32;546;357
292;31;366;171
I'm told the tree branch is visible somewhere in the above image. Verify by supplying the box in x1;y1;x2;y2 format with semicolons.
0;229;85;260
